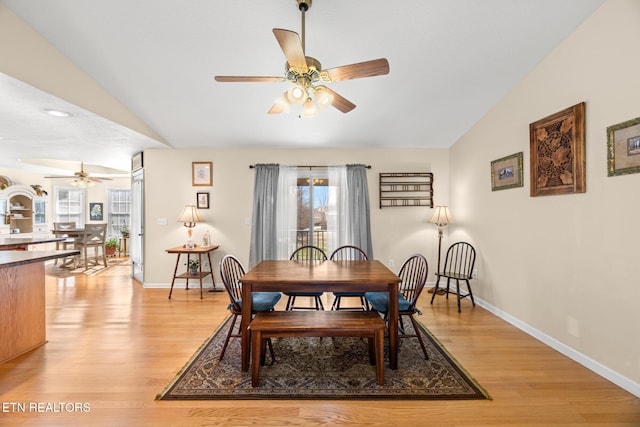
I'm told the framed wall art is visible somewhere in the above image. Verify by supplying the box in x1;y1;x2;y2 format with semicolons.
529;102;586;197
491;152;523;191
89;202;103;221
607;116;640;177
192;162;212;186
131;152;143;172
196;192;210;209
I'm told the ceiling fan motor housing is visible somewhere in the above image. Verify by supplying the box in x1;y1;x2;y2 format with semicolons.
285;56;322;83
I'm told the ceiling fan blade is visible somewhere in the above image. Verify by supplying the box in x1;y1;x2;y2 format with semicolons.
44;175;76;179
324;58;390;82
324;87;356;113
273;28;307;69
268;92;291;115
215;76;285;83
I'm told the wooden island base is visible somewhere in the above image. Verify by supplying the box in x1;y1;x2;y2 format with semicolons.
0;249;79;364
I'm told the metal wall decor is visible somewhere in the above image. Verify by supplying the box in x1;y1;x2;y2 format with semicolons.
529;102;586;197
379;172;433;208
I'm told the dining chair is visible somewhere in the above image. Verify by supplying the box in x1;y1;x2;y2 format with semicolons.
365;253;430;360
329;245;369;311
73;223;108;269
218;255;281;362
53;221;76;265
430;241;476;312
284;245;328;310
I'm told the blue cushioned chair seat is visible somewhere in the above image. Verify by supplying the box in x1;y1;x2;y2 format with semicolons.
237;292;281;312
333;291;365;297
284;292;323;297
364;292;412;313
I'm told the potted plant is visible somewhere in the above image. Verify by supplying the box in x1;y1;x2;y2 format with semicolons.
187;259;199;275
105;237;118;257
120;225;130;238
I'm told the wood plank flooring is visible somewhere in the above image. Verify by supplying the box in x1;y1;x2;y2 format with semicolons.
0;261;638;426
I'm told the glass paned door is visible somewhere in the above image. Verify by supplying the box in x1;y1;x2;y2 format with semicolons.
296;171;328;253
130;170;144;283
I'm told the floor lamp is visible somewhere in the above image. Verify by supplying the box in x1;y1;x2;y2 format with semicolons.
428;206;453;293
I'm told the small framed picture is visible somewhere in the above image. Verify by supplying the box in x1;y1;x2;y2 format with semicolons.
491;152;524;191
89;202;103;221
196;192;210;209
607;116;640;177
131;152;143;172
192;162;212;186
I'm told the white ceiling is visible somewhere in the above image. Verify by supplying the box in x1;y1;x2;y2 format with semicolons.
0;0;605;174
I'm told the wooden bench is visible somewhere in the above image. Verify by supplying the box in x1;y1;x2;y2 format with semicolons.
248;311;386;387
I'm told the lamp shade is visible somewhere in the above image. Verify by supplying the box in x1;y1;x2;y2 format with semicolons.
429;206;453;227
176;205;204;227
315;86;334;109
302;97;317;117
287;84;307;105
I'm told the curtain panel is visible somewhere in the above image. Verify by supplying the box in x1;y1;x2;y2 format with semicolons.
248;164;279;267
346;164;374;258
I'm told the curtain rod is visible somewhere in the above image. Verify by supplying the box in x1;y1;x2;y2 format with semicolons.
249;164;371;169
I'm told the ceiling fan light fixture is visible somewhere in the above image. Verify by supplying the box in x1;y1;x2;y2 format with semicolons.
302;97;317;117
287;84;307;104
315;86;333;109
70;178;94;188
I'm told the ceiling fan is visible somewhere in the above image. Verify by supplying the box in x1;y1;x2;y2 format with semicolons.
214;0;389;116
44;161;113;187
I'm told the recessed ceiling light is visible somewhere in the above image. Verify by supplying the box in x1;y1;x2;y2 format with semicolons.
45;109;72;117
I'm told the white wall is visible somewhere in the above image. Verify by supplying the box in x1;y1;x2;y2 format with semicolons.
449;0;640;387
143;147;449;286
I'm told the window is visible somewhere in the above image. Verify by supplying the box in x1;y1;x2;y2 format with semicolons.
295;169;329;252
107;189;131;237
54;186;85;227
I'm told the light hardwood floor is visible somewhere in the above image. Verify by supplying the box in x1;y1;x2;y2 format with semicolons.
0;261;638;426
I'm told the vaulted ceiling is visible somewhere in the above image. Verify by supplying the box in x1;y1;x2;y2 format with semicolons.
0;0;605;174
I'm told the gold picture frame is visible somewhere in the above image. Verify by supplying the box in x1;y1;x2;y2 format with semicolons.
529;102;586;197
192;162;212;186
607;116;640;177
491;152;523;191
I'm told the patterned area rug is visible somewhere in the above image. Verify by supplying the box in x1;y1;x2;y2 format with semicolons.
158;315;491;400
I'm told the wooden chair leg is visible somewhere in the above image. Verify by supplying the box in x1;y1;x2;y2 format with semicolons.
408;315;429;360
465;279;476;307
219;314;238;360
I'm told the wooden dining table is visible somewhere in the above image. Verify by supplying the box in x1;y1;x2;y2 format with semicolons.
240;259;402;371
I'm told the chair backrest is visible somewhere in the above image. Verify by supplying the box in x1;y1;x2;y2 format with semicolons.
442;242;476;279
398;254;429;309
54;222;76;237
329;245;368;261
290;245;328;261
54;222;76;230
78;224;107;245
219;255;246;311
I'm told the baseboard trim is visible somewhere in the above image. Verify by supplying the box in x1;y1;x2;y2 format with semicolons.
473;297;640;398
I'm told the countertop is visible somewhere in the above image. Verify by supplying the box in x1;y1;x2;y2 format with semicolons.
0;250;80;268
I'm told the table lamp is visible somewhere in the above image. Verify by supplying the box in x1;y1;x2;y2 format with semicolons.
428;206;453;277
176;205;204;248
